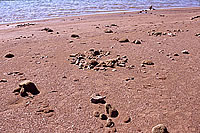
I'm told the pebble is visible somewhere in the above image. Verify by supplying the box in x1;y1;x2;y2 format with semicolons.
181;50;189;54
71;34;80;38
100;114;108;120
5;53;14;58
123;116;131;123
174;53;179;56
133;40;141;44
104;29;113;33
91;93;106;104
109;108;119;118
112;69;117;72
111;24;117;26
152;124;168;133
195;33;200;36
105;119;115;128
0;79;7;82
142;60;154;65
93;111;100;117
119;38;129;43
41;28;53;32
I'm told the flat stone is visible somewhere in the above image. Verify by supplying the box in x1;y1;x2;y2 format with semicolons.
71;34;80;38
142;60;154;65
41;28;53;32
152;124;168;133
119;38;129;43
0;79;7;82
69;54;77;57
5;53;14;58
182;50;189;54
91;93;106;104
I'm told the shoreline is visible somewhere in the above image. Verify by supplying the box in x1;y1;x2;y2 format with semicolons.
0;6;199;25
0;6;200;132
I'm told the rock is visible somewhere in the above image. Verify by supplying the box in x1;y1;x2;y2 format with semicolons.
100;114;108;120
123;116;131;123
133;40;141;44
174;53;179;56
109;108;119;118
182;50;189;54
112;69;117;72
111;24;117;26
195;33;200;36
93;111;100;117
71;34;80;38
103;59;117;68
105;103;112;114
91;93;106;104
5;53;14;58
105;119;115;128
69;54;77;57
0;79;7;82
13;80;40;97
142;60;154;65
152;124;169;133
41;28;53;32
104;29;113;33
119;38;129;43
88;59;99;67
118;64;125;67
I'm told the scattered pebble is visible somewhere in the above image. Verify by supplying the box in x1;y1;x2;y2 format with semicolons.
104;29;113;33
5;53;14;58
71;34;80;38
133;40;141;44
123;116;131;123
105;119;115;128
100;114;108;120
91;93;106;104
181;50;189;54
152;124;168;133
119;38;129;43
0;79;7;83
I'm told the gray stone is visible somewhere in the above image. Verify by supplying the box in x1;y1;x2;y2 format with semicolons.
152;124;168;133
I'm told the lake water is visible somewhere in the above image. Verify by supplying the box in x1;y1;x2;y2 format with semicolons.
0;0;199;23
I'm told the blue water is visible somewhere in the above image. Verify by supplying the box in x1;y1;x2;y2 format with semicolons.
0;0;199;23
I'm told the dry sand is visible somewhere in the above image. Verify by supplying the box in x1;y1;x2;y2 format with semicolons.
0;7;200;133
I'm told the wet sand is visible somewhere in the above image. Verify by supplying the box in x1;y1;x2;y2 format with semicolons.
0;7;200;132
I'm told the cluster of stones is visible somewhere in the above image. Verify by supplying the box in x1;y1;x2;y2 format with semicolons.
69;49;128;71
16;23;35;28
13;80;40;97
148;29;185;37
91;94;121;130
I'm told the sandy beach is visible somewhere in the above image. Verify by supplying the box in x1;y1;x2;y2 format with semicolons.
0;7;200;132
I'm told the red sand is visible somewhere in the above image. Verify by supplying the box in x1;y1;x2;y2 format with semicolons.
0;7;200;133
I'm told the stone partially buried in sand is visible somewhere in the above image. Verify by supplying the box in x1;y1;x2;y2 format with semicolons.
142;60;154;65
91;93;106;104
104;29;113;33
152;124;169;133
119;38;129;43
5;53;14;58
13;80;40;97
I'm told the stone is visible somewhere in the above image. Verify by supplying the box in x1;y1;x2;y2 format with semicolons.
182;50;189;54
5;53;14;58
152;124;168;133
133;40;141;44
119;38;129;43
112;69;117;72
0;79;7;82
123;116;131;123
93;111;100;117
91;93;106;104
105;119;115;128
111;24;117;26
104;29;113;33
69;54;77;57
174;53;179;56
71;34;79;38
100;114;108;120
41;28;53;32
13;80;40;97
105;103;112;114
109;108;119;118
142;60;154;65
195;33;200;36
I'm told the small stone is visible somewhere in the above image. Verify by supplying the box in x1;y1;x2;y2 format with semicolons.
104;29;113;33
174;53;179;56
18;80;40;96
195;33;200;36
112;69;117;72
71;34;79;38
100;114;108;120
93;111;100;117
152;124;168;133
5;53;14;58
142;60;154;65
124;116;131;123
91;93;106;104
111;24;117;26
105;103;112;114
41;28;53;32
69;54;77;57
182;50;189;54
0;79;7;82
109;108;119;118
119;38;129;43
105;119;115;128
133;40;141;44
118;64;125;67
43;108;54;113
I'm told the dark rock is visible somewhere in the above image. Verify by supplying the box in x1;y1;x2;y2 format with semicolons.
91;93;106;104
100;114;108;120
93;111;100;117
109;108;119;118
133;40;141;44
119;38;129;43
105;103;112;114
182;50;189;54
0;79;7;83
5;53;14;58
152;124;169;133
124;116;131;123
41;28;53;32
104;29;113;33
142;60;154;65
174;53;179;56
105;119;115;128
111;24;117;26
71;34;80;38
